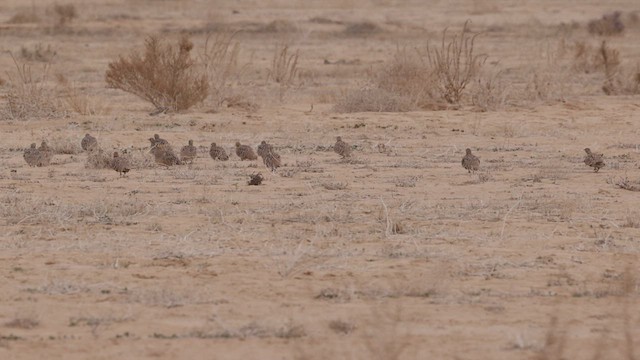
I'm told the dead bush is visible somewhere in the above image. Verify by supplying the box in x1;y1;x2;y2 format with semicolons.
424;21;486;104
1;54;66;120
376;47;435;108
587;11;624;36
199;32;243;111
470;68;507;111
598;41;640;95
571;41;606;74
268;43;299;101
523;42;572;103
49;135;82;155
105;35;208;112
333;87;415;113
86;149;112;169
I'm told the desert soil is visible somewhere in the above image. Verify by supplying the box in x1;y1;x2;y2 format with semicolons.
0;0;639;359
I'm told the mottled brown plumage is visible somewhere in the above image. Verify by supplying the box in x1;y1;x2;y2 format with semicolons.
236;142;258;160
111;152;130;177
462;148;480;173
23;143;40;167
248;173;264;186
209;143;229;161
81;133;98;151
180;140;197;164
584;148;605;172
153;143;181;166
334;136;351;158
257;141;281;171
153;134;169;146
37;141;52;166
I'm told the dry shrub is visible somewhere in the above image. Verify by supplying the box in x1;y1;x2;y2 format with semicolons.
199;32;243;111
376;47;435;108
470;66;507;111
86;149;112;169
571;41;606;74
613;177;640;192
598;41;640;95
333;87;415;113
336;22;486;112
523;42;572;103
20;44;56;63
49;135;82;155
587;11;624;36
1;54;66;120
123;149;155;169
269;44;299;84
343;21;383;36
424;21;487;104
268;43;299;101
105;35;208;112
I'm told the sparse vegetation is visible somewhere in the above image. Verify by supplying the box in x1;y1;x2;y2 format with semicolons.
2;2;640;359
199;32;243;111
105;35;208;112
425;21;486;104
1;54;66;120
268;43;300;101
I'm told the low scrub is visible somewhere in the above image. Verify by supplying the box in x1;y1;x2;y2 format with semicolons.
335;21;486;112
1;55;66;120
105;35;208;112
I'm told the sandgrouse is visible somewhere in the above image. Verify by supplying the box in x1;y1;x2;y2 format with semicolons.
111;152;130;177
584;148;605;172
209;143;229;161
81;133;98;151
257;141;281;172
153;143;181;166
180;140;197;164
23;143;40;167
334;136;351;158
462;148;480;173
235;142;258;160
37;141;53;166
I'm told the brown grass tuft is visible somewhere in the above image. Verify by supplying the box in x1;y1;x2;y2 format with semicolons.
85;149;113;169
1;54;66;120
105;35;208;112
268;43;300;101
200;32;243;111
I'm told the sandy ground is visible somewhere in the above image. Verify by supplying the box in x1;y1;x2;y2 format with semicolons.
0;1;639;359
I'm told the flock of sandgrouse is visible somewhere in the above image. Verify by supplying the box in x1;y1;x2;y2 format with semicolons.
22;133;606;178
